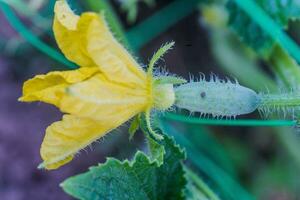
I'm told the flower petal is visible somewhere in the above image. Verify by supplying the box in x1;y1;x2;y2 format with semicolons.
54;0;79;30
40;115;112;169
59;74;148;120
19;67;98;106
54;0;147;86
53;1;94;67
85;13;147;86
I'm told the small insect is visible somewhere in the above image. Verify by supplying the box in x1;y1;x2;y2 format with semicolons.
175;75;261;118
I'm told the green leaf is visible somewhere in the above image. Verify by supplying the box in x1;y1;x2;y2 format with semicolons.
61;134;186;200
146;135;165;165
184;168;221;200
128;115;140;140
154;76;187;85
140;113;166;165
227;0;300;57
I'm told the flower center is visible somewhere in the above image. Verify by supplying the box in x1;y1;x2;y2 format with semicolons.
152;83;175;110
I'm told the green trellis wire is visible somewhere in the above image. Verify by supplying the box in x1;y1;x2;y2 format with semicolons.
1;0;299;128
164;112;297;127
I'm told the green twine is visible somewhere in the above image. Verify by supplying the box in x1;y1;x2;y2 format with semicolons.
2;0;51;30
0;2;76;69
164;112;297;127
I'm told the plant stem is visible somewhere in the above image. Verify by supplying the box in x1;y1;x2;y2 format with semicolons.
269;46;300;88
259;93;300;108
185;167;221;200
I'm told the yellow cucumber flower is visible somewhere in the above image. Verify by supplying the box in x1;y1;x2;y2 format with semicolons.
19;0;184;170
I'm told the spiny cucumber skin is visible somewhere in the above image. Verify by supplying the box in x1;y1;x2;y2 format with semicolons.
175;80;260;117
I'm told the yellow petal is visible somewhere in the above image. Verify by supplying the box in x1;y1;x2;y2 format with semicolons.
53;1;94;67
54;0;147;86
19;67;98;106
54;0;79;30
40;115;111;169
59;74;149;120
85;13;147;86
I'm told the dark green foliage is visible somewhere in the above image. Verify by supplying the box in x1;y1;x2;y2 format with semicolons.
227;0;300;56
61;135;186;200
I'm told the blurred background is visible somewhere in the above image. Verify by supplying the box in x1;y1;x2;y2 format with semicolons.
1;0;300;199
